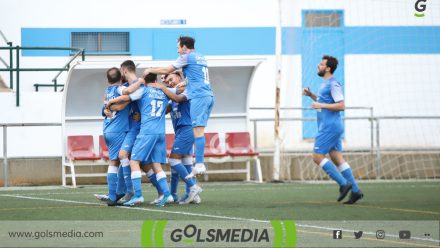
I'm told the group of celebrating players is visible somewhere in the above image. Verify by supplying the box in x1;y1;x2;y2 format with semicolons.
95;36;214;207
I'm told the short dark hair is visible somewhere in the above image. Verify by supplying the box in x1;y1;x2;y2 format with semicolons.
322;55;338;74
120;60;136;72
106;67;121;83
178;36;195;49
144;73;157;83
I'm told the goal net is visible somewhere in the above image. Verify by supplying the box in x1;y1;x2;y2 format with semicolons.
258;1;440;181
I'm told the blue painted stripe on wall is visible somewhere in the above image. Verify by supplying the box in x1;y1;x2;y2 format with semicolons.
283;26;440;55
21;28;275;58
21;28;71;56
21;26;440;57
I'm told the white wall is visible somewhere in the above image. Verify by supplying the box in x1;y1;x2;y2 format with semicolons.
0;92;62;157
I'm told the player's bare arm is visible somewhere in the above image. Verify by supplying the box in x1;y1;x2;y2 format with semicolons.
107;95;130;108
149;83;187;103
121;81;142;95
143;65;175;76
311;101;345;111
108;101;130;111
303;87;317;101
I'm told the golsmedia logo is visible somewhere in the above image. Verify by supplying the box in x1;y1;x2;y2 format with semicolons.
170;224;269;243
414;0;427;17
141;220;296;247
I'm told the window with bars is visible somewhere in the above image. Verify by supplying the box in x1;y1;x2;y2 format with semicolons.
71;32;129;54
304;12;342;28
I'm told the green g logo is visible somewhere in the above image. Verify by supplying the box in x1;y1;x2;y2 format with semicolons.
414;0;427;17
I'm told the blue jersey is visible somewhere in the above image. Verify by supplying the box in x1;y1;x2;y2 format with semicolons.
122;82;141;133
103;85;130;133
172;51;213;99
128;102;141;133
130;84;169;135
317;77;344;133
169;89;192;131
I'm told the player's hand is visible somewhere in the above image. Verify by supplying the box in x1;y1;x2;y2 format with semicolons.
148;83;165;90
103;108;113;118
132;112;141;122
311;102;323;109
143;68;151;77
176;81;187;88
107;99;115;106
303;87;312;97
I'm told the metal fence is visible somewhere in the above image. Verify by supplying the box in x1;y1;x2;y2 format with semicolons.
249;107;440;179
1;123;62;187
0;40;85;106
2;113;439;186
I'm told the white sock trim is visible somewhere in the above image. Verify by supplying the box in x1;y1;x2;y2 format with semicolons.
107;165;118;174
156;171;167;181
338;162;350;172
182;157;193;165
169;158;182;167
146;169;154;178
120;158;130;167
131;170;142;179
319;158;330;167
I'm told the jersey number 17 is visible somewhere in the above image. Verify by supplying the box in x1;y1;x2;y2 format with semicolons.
150;100;163;117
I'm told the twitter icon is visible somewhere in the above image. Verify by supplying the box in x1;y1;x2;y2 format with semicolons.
354;231;363;239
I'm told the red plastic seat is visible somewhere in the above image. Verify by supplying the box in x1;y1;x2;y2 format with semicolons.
99;135;109;160
67;135;100;161
204;133;227;157
225;132;259;156
166;133;175;156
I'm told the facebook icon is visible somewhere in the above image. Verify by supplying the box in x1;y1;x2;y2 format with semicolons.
333;230;342;239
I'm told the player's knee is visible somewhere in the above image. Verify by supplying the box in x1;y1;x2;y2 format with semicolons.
312;153;324;165
152;163;163;173
118;150;128;160
193;127;205;137
109;160;119;167
169;153;183;159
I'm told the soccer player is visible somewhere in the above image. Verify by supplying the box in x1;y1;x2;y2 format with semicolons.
108;73;172;207
95;61;141;204
102;67;130;206
150;71;202;204
115;60;141;204
143;36;214;179
303;55;363;204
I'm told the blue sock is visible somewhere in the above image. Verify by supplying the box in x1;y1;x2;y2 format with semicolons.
340;163;360;193
184;164;195;194
156;171;170;195
116;166;126;196
147;170;161;194
107;166;118;201
131;171;143;198
121;159;133;194
195;136;205;164
170;170;179;196
321;159;347;187
174;163;195;188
